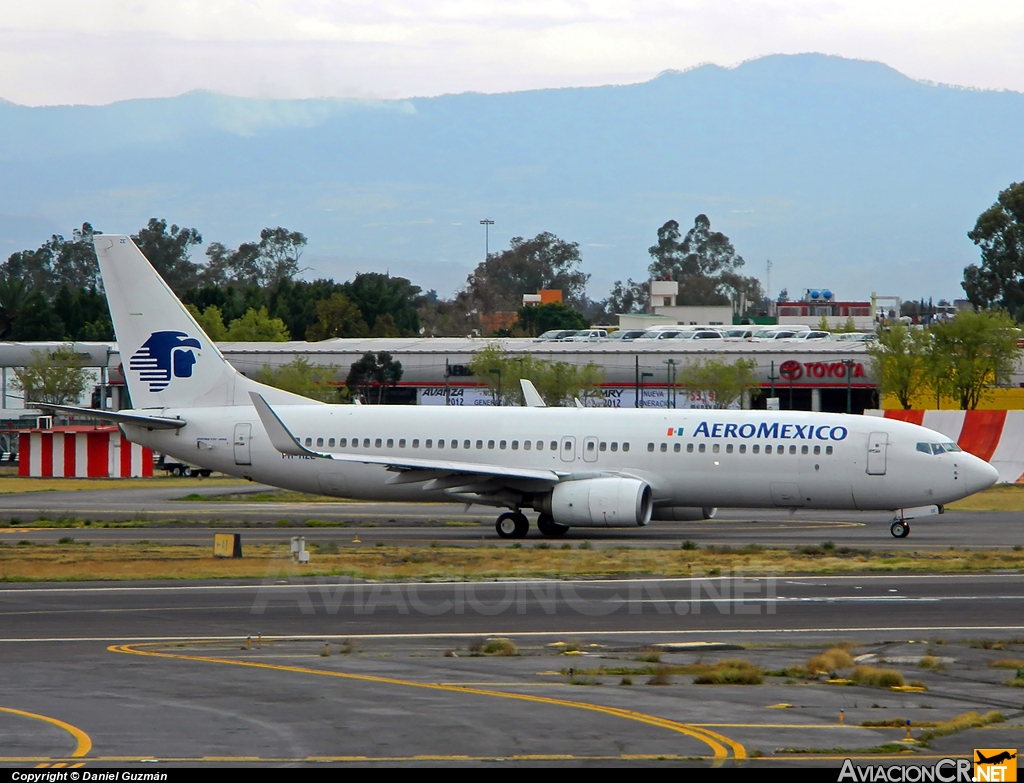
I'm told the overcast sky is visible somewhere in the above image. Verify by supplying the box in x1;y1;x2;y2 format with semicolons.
3;0;1024;106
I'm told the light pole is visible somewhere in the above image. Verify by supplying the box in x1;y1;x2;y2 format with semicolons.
843;359;855;414
479;219;494;260
664;359;677;409
640;372;653;408
489;367;501;406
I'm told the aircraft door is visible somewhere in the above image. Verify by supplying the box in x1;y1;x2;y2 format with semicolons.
560;436;576;463
233;423;252;466
582;436;599;463
866;431;888;475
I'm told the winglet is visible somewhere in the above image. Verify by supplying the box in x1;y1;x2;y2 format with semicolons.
250;392;312;456
520;379;547;407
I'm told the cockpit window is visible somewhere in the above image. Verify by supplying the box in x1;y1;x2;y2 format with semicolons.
918;442;962;454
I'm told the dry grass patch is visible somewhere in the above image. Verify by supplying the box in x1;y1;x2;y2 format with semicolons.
990;659;1024;669
946;484;1024;512
808;648;855;673
692;659;764;685
851;666;905;688
469;638;516;656
1;542;1022;582
917;711;1004;741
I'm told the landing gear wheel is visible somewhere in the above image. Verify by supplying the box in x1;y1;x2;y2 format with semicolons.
536;513;569;537
890;520;910;539
495;511;529;539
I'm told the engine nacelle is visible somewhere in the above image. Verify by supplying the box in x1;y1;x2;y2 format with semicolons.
539;477;654;527
651;506;718;521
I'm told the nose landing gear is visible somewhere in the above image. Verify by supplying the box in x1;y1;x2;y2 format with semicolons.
495;511;529;539
890;520;910;538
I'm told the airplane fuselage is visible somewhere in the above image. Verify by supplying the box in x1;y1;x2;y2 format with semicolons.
124;404;994;517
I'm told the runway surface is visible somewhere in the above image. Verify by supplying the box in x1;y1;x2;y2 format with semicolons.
1;482;1022;766
0;573;1022;766
1;484;1023;549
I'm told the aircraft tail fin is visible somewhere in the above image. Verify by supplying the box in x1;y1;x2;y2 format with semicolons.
94;235;315;409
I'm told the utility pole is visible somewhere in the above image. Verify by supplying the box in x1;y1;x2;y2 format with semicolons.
479;219;494;260
844;359;855;414
766;259;772;315
664;359;677;409
634;356;639;408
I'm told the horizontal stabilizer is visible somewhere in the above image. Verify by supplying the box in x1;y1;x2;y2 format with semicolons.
34;403;186;430
250;392;561;482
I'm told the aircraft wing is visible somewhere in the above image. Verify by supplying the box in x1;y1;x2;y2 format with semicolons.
34;402;187;430
250;392;561;483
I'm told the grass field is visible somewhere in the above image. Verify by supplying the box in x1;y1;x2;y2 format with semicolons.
0;476;249;494
945;483;1024;511
0;541;1021;582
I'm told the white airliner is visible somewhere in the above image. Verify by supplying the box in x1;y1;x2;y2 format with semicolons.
49;236;998;540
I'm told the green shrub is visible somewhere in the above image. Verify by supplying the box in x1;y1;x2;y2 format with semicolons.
851;666;905;688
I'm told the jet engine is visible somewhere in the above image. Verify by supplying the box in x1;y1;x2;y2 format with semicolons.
536;477;653;527
651;506;718;521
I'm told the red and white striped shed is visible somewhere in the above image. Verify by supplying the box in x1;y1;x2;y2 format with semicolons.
18;426;154;478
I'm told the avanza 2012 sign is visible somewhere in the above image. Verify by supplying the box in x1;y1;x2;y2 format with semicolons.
779;360;865;382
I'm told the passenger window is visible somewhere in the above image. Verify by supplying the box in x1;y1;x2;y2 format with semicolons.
599;442;606;452
385;438;392;448
464;440;471;449
826;445;833;455
712;444;720;453
813;445;821;455
500;440;507;449
752;445;760;454
777;444;784;455
674;443;681;453
316;438;324;447
328;438;335;447
789;445;796;455
340;438;347;447
563;441;572;451
363;438;370;448
611;442;618;452
586;441;594;452
801;445;808;455
488;440;495;449
698;443;706;453
399;439;406;448
686;443;694;453
524;441;532;450
437;439;444;448
536;441;543;450
550;441;557;450
425;439;433;448
726;444;733;454
476;440;483;449
660;443;667;452
623;443;630;452
648;443;655;452
765;445;772;454
512;441;519;450
739;444;746;454
375;438;382;448
305;437;312;446
450;439;457;449
412;439;420;448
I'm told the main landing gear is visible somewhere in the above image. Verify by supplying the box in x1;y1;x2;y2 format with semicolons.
889;519;910;539
536;513;569;537
495;511;571;539
496;511;529;539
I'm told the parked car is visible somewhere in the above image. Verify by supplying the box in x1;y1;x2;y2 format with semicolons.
535;329;578;341
564;329;608;341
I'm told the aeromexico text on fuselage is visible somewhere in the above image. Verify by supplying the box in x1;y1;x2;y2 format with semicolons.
673;421;849;441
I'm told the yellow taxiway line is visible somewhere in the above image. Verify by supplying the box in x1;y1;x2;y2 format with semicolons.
110;642;746;764
0;705;91;768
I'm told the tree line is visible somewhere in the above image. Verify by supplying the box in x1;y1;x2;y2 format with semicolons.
0;214;766;342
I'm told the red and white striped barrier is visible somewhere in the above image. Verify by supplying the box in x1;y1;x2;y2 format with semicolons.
866;409;1024;483
18;427;154;478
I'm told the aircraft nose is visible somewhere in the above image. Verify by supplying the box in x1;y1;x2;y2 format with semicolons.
964;455;999;495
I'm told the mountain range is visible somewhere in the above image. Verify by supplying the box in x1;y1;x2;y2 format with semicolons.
2;53;1022;304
